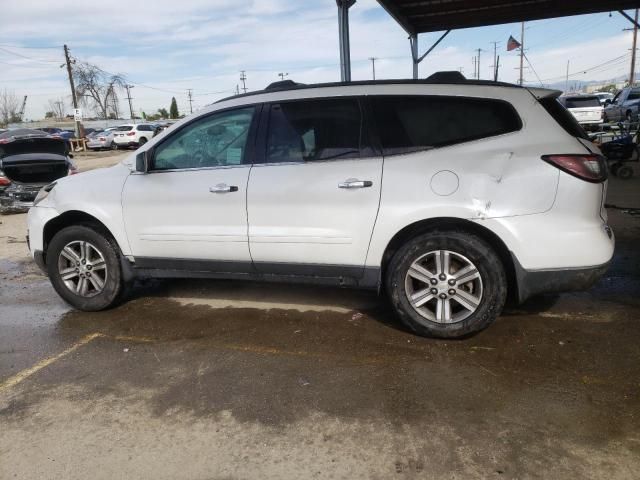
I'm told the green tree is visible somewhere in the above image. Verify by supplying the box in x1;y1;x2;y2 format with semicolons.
169;97;179;119
158;108;169;118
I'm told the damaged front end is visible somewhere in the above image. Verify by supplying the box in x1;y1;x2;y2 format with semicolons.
0;132;74;214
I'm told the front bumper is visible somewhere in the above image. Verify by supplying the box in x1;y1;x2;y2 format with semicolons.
513;255;610;303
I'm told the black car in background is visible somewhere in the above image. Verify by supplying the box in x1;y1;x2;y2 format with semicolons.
0;129;77;214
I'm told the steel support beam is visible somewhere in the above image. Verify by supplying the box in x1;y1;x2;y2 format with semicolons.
409;30;451;79
337;0;356;82
620;9;640;29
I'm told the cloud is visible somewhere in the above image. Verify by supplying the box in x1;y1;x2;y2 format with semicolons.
0;0;633;119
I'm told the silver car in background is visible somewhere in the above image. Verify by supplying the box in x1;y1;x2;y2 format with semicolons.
86;128;117;151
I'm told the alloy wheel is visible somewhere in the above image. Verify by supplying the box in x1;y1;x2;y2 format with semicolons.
404;250;483;324
57;240;108;297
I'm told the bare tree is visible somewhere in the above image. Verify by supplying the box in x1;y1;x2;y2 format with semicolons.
47;97;66;120
0;89;20;126
73;61;124;119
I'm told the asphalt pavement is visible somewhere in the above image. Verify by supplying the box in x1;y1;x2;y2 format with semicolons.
1;171;639;479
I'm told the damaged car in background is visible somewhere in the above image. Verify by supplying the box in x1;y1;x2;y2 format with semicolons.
0;129;77;214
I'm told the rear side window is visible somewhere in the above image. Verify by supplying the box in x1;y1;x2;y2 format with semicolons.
371;95;521;155
265;98;362;163
116;126;133;131
563;97;601;108
539;97;589;140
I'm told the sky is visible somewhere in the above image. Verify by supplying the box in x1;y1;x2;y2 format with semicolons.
0;0;637;120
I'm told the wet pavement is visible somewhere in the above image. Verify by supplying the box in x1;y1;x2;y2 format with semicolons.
1;179;639;479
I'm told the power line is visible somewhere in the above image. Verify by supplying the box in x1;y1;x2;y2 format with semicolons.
0;46;60;64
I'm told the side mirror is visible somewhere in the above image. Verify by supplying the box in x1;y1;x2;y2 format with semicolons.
604;99;612;106
135;150;150;173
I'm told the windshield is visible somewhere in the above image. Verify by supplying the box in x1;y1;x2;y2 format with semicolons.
563;97;601;108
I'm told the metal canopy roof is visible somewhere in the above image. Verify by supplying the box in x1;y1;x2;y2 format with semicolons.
377;0;640;35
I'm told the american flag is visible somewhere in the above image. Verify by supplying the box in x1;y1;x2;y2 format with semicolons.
507;35;521;51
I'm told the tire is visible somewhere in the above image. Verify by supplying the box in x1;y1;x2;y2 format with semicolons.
47;225;124;311
603;113;609;124
617;165;634;180
385;230;507;338
611;162;622;176
138;137;147;146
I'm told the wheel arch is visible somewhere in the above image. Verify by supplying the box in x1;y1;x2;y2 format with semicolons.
43;211;120;262
380;217;519;302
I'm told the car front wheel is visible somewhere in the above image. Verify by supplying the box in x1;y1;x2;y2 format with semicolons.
47;225;125;311
386;230;507;338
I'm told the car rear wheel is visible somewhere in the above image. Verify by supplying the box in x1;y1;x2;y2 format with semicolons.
386;230;507;338
138;137;147;146
617;165;634;180
47;225;125;311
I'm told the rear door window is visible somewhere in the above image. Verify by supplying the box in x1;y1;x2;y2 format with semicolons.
563;97;601;108
371;95;522;155
265;98;363;163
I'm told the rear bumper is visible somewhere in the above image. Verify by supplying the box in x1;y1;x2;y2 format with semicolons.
0;184;40;212
513;255;610;303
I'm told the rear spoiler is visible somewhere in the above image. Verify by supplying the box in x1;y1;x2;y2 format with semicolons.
527;87;562;100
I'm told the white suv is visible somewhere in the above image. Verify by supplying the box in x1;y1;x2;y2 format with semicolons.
27;74;614;338
112;124;156;148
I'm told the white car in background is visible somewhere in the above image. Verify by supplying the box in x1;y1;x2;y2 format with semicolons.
86;128;117;150
559;95;603;130
593;92;614;105
27;74;614;338
112;124;156;149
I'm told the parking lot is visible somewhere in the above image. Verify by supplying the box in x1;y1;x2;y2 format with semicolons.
0;154;638;479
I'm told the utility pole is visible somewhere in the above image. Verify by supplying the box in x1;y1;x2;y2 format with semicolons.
565;60;570;92
495;56;500;82
240;71;247;93
187;89;193;114
278;72;288;81
124;84;135;123
490;41;500;81
63;44;80;138
519;22;525;86
235;84;240;95
476;48;482;79
369;57;378;80
630;8;638;85
472;56;477;79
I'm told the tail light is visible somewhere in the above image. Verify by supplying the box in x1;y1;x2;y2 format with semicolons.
0;174;10;186
127;132;135;136
541;154;607;183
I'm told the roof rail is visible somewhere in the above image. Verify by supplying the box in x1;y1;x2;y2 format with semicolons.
216;72;524;103
265;79;305;91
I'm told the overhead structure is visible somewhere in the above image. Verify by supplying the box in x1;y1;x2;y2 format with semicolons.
336;0;640;81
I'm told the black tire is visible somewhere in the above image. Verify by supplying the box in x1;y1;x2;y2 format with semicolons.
617;165;634;180
611;162;622;176
603;113;609;124
138;137;147;146
385;230;507;338
47;225;124;311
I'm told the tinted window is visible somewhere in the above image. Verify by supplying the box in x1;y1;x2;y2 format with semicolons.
152;107;255;170
371;96;521;155
628;88;640;100
116;126;133;131
563;97;601;108
539;97;589;140
266;99;362;163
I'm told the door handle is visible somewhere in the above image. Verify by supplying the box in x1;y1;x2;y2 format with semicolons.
209;183;238;193
338;179;373;189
